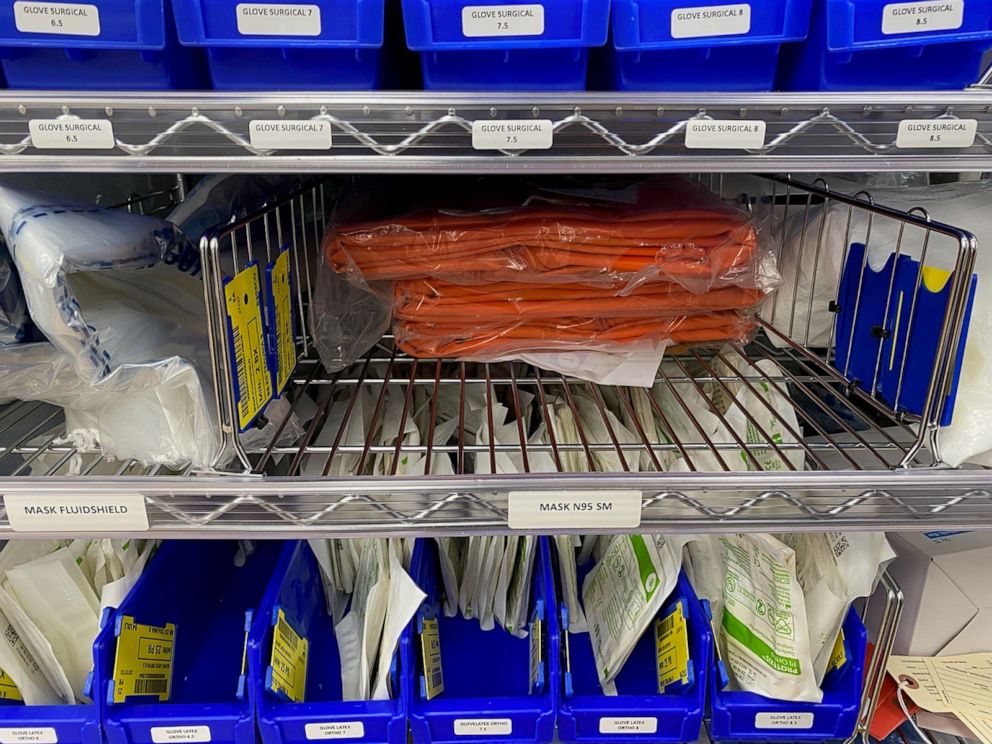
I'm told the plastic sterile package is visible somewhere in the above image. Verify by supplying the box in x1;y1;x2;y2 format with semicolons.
0;239;28;346
314;177;779;376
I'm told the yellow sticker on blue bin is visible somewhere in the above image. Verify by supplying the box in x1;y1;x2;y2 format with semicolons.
829;629;847;673
655;600;691;694
0;668;22;701
420;617;443;700
266;249;296;395
224;263;272;431
267;607;308;703
112;616;175;702
529;616;543;694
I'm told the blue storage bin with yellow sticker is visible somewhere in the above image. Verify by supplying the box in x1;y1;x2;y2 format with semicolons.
0;678;101;744
92;541;284;744
555;542;710;744
248;541;409;744
402;538;558;744
708;608;868;741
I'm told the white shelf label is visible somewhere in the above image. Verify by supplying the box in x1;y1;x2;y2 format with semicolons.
671;3;750;38
508;490;641;530
453;720;512;736
462;4;544;37
150;728;211;744
304;723;364;740
0;729;58;744
684;119;766;149
249;120;332;150
896;118;977;148
29;118;114;149
755;712;815;729
599;718;658;735
882;0;962;34
5;493;149;532
472;119;553;150
236;4;321;36
14;2;99;36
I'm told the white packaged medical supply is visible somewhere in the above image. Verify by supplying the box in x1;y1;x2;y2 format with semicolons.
436;538;463;618
686;534;821;702
505;536;536;637
0;606;61;705
371;545;425;700
0;585;74;704
555;536;587;634
582;534;686;690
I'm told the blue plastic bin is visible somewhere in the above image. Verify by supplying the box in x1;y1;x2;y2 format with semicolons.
781;0;992;90
402;0;610;90
709;607;868;741
402;538;558;744
0;0;204;89
249;541;408;744
605;0;812;90
557;570;710;744
170;0;388;90
93;541;284;744
0;689;101;744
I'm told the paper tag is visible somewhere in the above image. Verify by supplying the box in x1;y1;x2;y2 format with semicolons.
896;119;977;148
671;3;750;38
0;730;57;744
150;727;211;744
472;120;553;150
599;719;658;735
828;630;847;672
0;670;22;702
305;723;365;741
882;0;962;34
267;607;308;703
224;263;273;431
236;3;320;36
462;4;544;37
685;119;766;149
112;616;175;703
266;249;296;395
755;712;815;729
655;601;691;692
14;2;99;35
5;493;149;532
249;120;332;151
528;617;542;693
420;617;443;700
507;490;641;529
454;720;512;736
29;119;114;150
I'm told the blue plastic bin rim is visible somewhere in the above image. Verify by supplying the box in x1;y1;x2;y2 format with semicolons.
0;0;167;49
825;0;992;51
610;0;812;50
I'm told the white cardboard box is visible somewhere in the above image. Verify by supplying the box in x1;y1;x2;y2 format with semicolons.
885;531;992;656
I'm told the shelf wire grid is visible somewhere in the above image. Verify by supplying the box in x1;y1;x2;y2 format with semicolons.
2;174;992;534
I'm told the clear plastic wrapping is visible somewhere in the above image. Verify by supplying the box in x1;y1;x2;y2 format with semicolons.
316;178;778;370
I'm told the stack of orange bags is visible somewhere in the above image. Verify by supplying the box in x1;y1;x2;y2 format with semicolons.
324;184;771;359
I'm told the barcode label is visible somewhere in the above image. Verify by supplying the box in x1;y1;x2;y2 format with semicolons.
134;677;168;695
831;534;851;559
657;613;676;637
277;617;298;650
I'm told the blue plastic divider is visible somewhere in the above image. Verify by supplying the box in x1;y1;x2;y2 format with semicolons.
170;0;389;90
402;0;610;90
93;541;283;744
402;538;558;744
0;0;205;89
605;0;812;91
832;242;976;427
249;541;408;744
709;608;868;741
557;569;709;744
781;0;992;90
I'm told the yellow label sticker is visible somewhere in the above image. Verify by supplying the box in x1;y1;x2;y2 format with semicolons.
420;617;443;700
529;617;542;693
268;250;296;395
0;668;22;702
268;608;308;703
655;602;691;693
224;264;273;431
112;616;175;702
829;630;847;673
